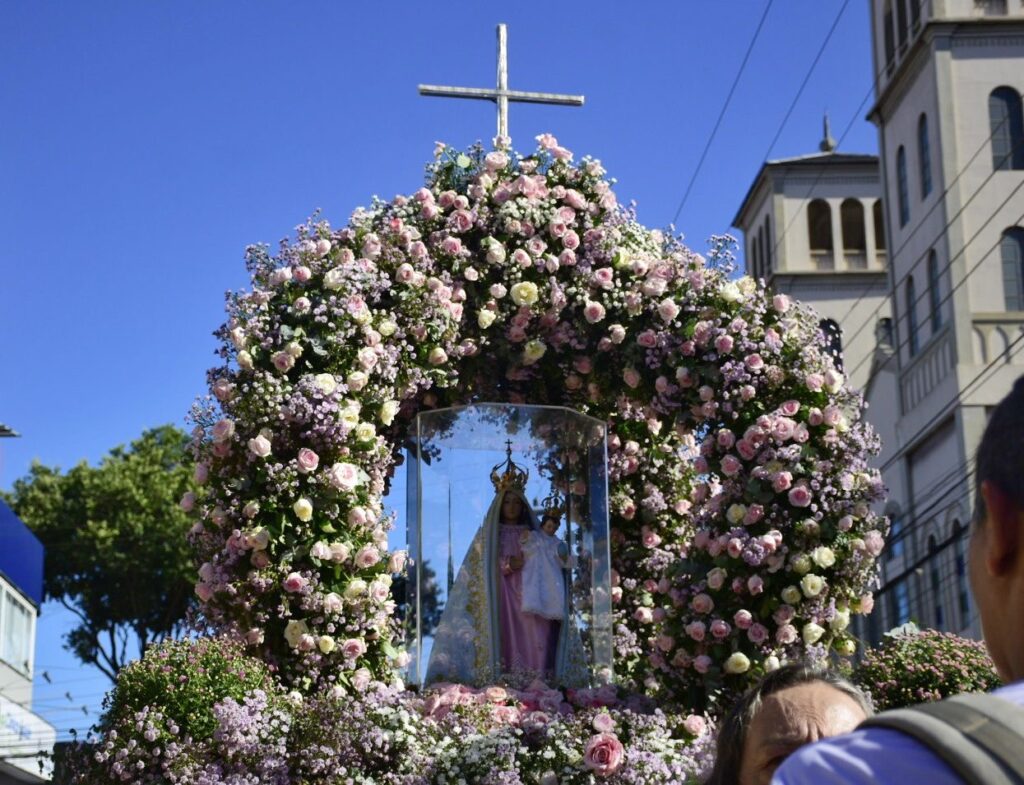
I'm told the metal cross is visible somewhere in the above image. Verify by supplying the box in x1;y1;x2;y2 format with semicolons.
418;24;585;140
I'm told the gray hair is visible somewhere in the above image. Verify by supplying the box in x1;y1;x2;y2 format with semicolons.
707;663;873;785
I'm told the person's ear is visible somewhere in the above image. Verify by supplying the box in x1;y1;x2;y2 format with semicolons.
980;480;1022;576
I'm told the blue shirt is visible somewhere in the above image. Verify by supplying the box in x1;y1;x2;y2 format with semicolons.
772;681;1024;785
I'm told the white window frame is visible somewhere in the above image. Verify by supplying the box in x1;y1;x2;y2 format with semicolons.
0;575;37;678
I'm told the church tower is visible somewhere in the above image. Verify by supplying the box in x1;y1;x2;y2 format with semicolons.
732;119;890;394
863;0;1024;642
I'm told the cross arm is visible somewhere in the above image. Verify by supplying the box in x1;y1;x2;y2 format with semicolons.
418;84;585;107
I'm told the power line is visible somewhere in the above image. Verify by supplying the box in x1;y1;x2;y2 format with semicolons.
845;190;1024;385
824;113;1020;353
671;0;775;225
765;0;928;263
758;0;852;162
836;134;1024;362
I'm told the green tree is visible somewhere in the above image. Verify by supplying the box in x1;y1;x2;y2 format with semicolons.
5;425;196;681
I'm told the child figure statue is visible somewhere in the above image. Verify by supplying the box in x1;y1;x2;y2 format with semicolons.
521;511;571;624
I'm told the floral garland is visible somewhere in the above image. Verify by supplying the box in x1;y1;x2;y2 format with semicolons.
185;135;887;703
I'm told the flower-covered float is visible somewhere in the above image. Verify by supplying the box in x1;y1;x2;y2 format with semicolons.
70;135;887;783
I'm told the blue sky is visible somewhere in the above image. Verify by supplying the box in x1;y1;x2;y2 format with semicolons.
0;1;878;739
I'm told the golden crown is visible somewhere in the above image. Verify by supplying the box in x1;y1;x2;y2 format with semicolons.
490;441;529;493
541;490;565;519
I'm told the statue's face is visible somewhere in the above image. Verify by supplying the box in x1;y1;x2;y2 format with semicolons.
501;493;523;521
541;517;559;535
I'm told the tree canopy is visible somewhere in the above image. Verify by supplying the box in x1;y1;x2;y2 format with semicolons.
5;425;196;681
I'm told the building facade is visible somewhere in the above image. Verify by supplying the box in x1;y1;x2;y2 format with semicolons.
0;501;55;783
859;0;1024;642
732;128;891;395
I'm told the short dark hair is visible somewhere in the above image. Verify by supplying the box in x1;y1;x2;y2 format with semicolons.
707;663;873;785
973;375;1024;526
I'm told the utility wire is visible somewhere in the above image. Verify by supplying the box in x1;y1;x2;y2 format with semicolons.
671;0;775;225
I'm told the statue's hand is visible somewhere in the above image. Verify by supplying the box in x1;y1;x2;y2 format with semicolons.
508;554;524;571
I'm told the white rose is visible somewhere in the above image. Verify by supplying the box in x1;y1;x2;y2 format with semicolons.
811;546;836;569
328;462;362;492
523;339;547;364
344;579;368;599
293;498;314;522
355;422;376;442
478;309;497;329
800;574;825;597
802;622;825;645
737;275;756;295
243;501;260;519
764;655;781;672
510;281;539;307
380;400;400;426
791;554;812;575
720;282;743;303
314;373;337;395
237;350;254;371
248;434;272;458
834;637;857;656
724;652;751;674
324;268;345;290
318;635;336;654
830;609;851;632
781;585;802;605
284;619;309;648
378;319;397;337
347;370;368;392
229;326;246;350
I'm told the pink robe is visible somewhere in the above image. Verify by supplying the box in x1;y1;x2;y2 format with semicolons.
498;524;560;676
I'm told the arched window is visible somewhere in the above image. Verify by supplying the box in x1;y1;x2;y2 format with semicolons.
907;275;920;356
952;520;971;625
874;199;887;253
928;535;945;628
808;200;833;269
1003;227;1024;311
990;87;1024;171
763;215;773;274
883;1;896;75
886;506;905;561
841;199;867;269
896;0;909;50
897;146;910;227
928;250;942;331
918;114;932;198
890;580;911;626
819;319;843;370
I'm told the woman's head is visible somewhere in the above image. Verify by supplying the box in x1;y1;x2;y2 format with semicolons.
499;491;529;525
708;663;872;785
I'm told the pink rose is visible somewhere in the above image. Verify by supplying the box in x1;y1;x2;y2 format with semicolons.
623;368;641;389
773;293;791;313
715;334;734;354
592;712;616;732
584;301;606;324
859;593;875;614
355;544;381;569
745;353;764;370
634;607;654;624
776;624;798;645
779;399;801;417
734;609;753;629
583;733;625;777
352;667;372;692
450;209;473;233
441;236;462;255
720;455;743;477
773;471;793;493
788;483;813;508
805;373;824;392
296;448;319;473
341;638;367;659
747;623;769;644
211;418;236;443
685;621;706;641
323;592;343;613
747;575;765;595
808;407;824;426
691;593;714;614
283;572;308;593
710;619;731;639
736;439;758;460
693;655;713;674
683;715;707;737
637;330;658;348
864;530;885;556
388;550;408;573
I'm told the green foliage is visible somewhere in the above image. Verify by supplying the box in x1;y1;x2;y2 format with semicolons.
6;425;196;680
854;627;1001;710
100;636;280;741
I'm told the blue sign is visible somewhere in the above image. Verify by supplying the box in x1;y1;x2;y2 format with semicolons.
0;501;44;606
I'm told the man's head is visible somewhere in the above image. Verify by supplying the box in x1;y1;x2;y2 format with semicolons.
969;374;1024;682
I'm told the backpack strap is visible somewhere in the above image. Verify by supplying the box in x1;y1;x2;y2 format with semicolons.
860;693;1024;785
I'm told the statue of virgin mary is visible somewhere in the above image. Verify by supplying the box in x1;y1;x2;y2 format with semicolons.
425;448;587;687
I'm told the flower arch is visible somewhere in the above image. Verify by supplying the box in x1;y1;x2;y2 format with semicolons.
186;136;886;705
